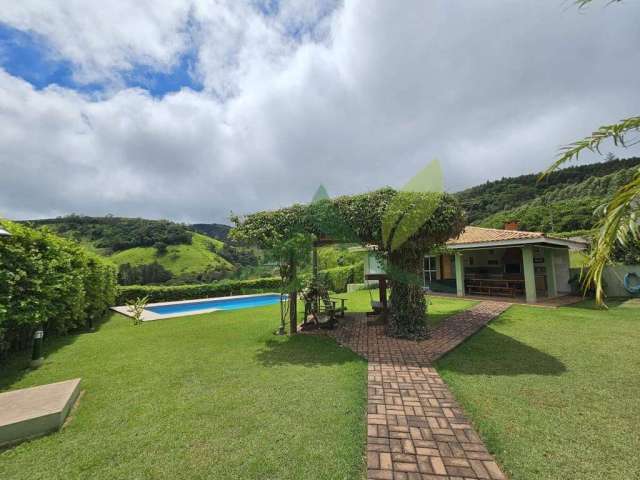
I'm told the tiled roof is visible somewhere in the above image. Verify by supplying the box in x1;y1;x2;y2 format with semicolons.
447;226;544;245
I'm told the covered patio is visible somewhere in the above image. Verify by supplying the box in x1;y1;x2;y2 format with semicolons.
425;226;587;304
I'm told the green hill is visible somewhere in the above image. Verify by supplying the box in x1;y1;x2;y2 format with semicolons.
456;156;640;224
109;233;233;276
475;166;638;233
23;216;235;284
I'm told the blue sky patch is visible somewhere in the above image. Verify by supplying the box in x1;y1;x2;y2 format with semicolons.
0;23;102;94
252;0;280;17
121;48;203;97
0;22;202;98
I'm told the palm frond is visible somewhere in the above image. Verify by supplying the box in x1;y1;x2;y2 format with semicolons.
576;0;623;7
541;116;640;180
581;169;640;304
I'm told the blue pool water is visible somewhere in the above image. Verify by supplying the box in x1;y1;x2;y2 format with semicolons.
146;294;282;316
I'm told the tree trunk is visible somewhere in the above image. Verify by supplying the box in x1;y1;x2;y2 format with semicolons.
387;245;428;339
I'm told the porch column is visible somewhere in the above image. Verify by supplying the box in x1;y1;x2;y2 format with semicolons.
522;246;537;303
544;248;558;297
454;252;465;297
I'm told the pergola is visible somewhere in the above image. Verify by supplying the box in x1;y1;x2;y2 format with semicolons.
230;187;465;339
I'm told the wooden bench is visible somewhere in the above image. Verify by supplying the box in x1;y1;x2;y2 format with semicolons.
467;284;516;297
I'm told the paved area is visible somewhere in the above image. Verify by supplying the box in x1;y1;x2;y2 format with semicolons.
329;301;511;480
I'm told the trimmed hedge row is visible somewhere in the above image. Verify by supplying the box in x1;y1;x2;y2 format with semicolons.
116;262;365;303
0;220;117;358
319;262;364;293
116;277;282;304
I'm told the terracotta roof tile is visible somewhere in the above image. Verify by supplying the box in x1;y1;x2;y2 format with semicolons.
447;226;544;245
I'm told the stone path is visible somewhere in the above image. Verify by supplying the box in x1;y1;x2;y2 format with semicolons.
329;301;511;480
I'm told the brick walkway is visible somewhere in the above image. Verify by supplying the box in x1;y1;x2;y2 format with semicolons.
328;301;511;480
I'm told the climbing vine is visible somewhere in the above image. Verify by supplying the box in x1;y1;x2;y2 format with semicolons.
231;188;465;338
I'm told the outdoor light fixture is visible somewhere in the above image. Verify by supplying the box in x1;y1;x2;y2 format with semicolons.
31;329;45;368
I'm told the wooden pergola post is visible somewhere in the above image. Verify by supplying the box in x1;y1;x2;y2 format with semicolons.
312;244;319;314
289;256;297;334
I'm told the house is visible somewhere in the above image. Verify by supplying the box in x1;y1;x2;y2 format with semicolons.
424;225;587;303
362;224;588;304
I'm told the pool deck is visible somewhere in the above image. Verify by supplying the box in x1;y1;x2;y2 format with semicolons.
111;292;282;321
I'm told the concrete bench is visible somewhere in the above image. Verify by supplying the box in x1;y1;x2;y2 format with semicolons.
0;378;81;447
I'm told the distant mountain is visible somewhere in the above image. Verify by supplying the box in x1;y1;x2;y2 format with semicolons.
475;166;638;233
189;223;232;241
23;216;234;284
455;156;640;225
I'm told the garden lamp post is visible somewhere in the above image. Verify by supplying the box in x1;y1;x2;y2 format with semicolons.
31;329;44;367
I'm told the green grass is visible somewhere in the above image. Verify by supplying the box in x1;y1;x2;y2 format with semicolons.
436;299;640;480
109;233;232;276
337;289;477;329
0;292;475;479
0;305;366;479
570;250;589;268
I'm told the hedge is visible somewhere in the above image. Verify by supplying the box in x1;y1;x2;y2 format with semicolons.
319;262;364;293
116;277;282;304
0;220;117;358
116;262;365;303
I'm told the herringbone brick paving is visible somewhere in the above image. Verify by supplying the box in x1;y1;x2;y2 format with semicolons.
327;301;511;480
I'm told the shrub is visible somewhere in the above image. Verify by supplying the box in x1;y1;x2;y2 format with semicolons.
319;262;364;293
118;262;173;285
117;277;282;304
0;220;117;358
154;241;168;255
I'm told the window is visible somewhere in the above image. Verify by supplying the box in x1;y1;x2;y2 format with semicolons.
424;256;437;285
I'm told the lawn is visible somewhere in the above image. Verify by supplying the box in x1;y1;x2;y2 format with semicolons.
0;291;474;480
338;289;477;329
437;299;640;480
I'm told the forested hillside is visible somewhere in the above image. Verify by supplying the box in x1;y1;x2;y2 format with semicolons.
27;215;192;252
189;223;231;241
456;156;640;225
475;166;638;233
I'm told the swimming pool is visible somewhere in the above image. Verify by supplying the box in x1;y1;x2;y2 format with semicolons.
112;293;283;321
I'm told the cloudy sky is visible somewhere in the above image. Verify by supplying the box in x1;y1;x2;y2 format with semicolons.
0;1;639;223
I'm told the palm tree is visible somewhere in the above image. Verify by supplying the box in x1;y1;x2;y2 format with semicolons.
542;1;639;304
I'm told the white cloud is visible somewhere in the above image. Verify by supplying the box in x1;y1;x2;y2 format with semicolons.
1;0;639;222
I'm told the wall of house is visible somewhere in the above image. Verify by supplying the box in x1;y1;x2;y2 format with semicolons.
364;251;385;286
553;248;572;293
441;254;454;279
461;249;509;275
602;265;640;297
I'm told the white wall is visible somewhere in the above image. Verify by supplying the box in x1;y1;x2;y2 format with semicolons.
602;265;640;297
554;249;571;293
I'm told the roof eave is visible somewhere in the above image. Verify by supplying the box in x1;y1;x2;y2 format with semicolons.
447;236;587;250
